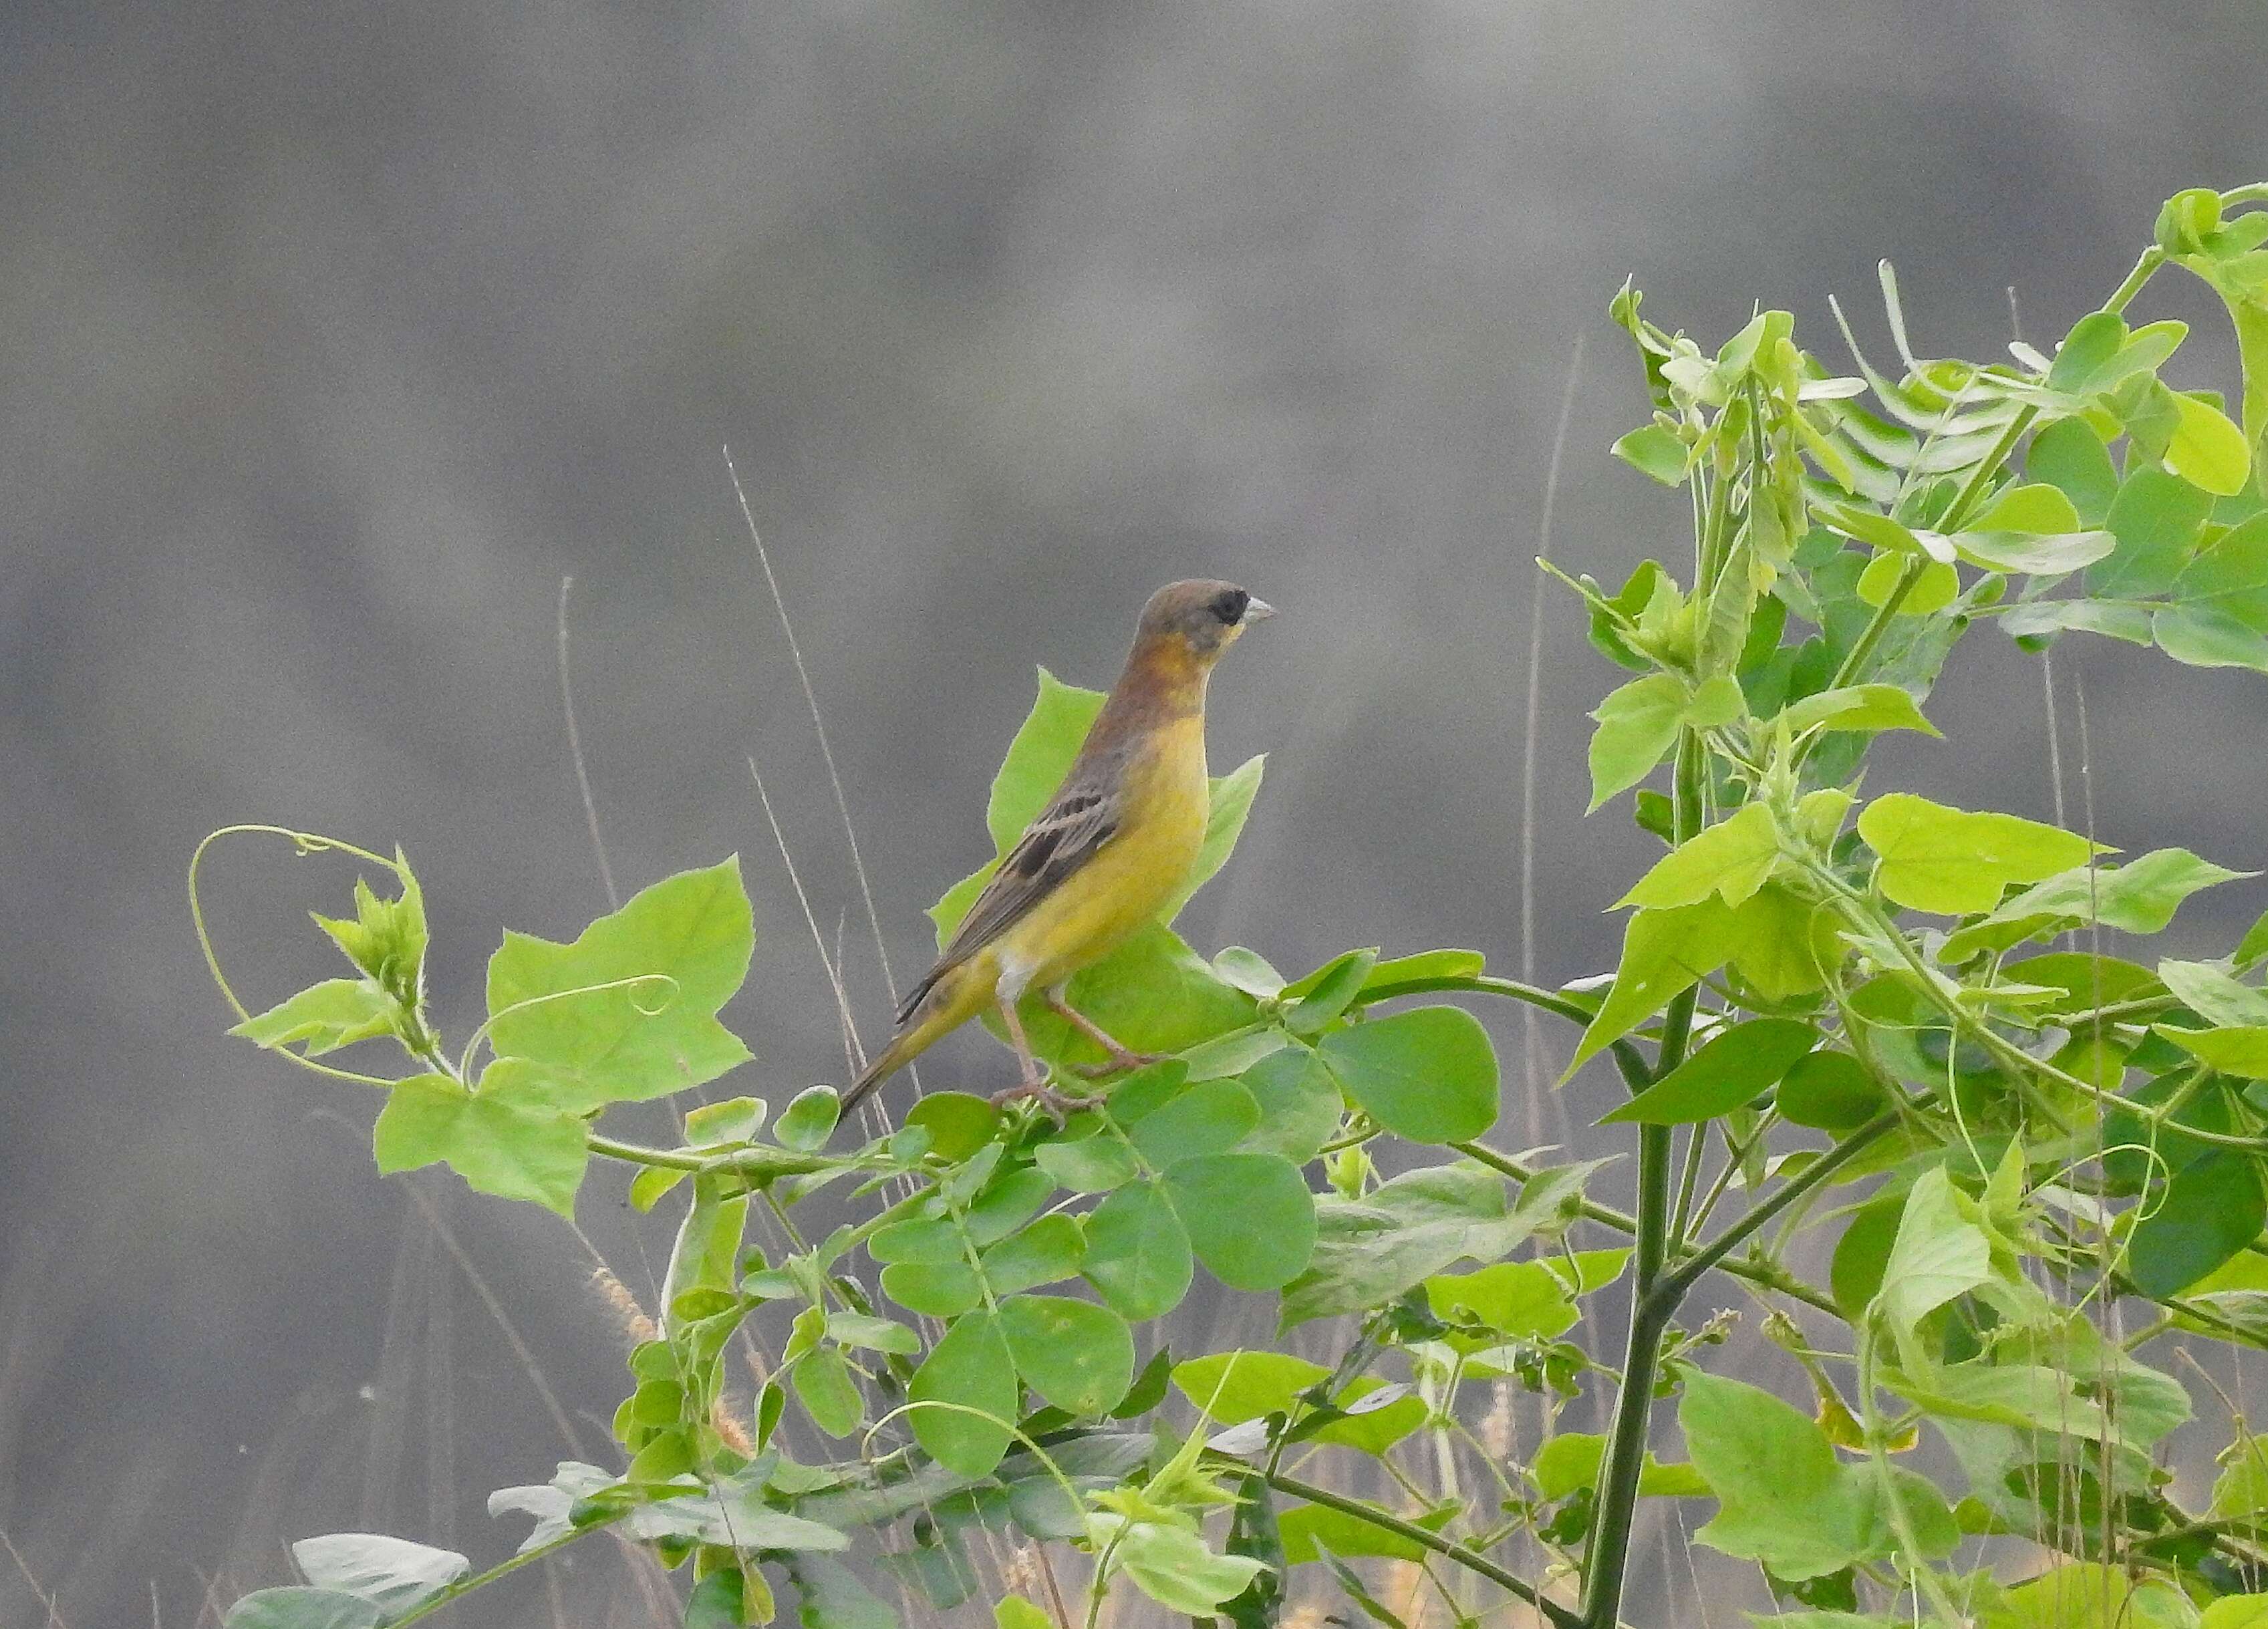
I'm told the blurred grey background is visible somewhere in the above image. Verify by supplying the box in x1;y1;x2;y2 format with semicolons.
6;0;2267;1622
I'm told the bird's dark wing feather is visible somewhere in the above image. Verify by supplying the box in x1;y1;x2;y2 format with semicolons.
893;782;1121;1024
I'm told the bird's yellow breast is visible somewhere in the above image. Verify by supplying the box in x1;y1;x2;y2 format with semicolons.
996;713;1209;988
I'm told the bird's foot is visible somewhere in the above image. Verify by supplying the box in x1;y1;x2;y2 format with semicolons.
1071;1048;1170;1080
990;1078;1106;1123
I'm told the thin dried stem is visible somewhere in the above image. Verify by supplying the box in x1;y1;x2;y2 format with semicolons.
555;575;620;911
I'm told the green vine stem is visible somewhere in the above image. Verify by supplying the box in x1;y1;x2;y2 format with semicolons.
1263;1471;1586;1629
1578;734;1703;1629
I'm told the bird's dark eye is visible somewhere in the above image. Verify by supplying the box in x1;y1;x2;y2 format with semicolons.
1211;588;1249;625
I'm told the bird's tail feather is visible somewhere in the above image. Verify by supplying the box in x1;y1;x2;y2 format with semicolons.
839;1028;918;1114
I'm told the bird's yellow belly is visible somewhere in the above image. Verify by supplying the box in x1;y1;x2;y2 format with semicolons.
997;722;1208;990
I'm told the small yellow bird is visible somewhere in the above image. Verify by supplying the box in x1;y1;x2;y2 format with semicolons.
840;579;1274;1115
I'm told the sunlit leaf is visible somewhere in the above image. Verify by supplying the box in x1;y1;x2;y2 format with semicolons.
484;859;754;1113
372;1072;589;1216
1858;794;2101;914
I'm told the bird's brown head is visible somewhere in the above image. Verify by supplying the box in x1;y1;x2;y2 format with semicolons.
1131;579;1276;667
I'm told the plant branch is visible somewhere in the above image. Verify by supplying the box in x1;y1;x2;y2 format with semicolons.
1263;1471;1584;1629
1653;1110;1900;1312
1448;1141;1844;1316
389;1522;605;1626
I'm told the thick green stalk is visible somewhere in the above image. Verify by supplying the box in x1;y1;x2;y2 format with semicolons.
1578;736;1700;1629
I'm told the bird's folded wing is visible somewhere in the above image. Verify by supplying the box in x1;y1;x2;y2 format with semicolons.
899;784;1121;1020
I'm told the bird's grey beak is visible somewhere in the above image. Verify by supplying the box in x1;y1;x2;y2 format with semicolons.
1243;597;1276;623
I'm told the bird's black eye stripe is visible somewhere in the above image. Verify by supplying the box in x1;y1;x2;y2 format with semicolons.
1211;588;1249;624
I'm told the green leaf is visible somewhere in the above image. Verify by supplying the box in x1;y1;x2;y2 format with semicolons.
996;1596;1054;1629
989;668;1107;850
1951;529;2117;575
1955;849;2249;945
1824;503;1943;559
1682;1370;1958;1580
2047;310;2129;396
1989;1563;2192;1629
2156;603;2268;670
290;1534;468;1618
908;1310;1018;1477
964;1167;1056;1247
1531;1433;1709;1500
2129;1149;2266;1300
1616;804;1780;910
828;1312;920;1355
1318;1007;1500;1143
1565;897;1749;1076
1727;883;1842;1000
1236;1045;1346;1165
1172;1350;1329;1421
1873;1167;1992;1334
776;1086;841;1151
870;1217;963;1266
1034;1133;1140;1194
372;1073;589;1216
1277;1499;1452;1566
879;1260;984;1318
1602;1018;1818;1125
1283;949;1379;1034
980;1213;1085;1294
2175;512;2268;613
2160;1026;2268;1078
2203;1598;2268;1629
1856;552;1958;615
1613;423;1689;485
484;859;754;1113
1973;482;2084;537
1776;1050;1886;1132
684;1572;747;1629
1280;1162;1539;1327
1425;1249;1630;1342
2160;959;2268;1027
794;1349;865;1439
1774;685;1939;740
998;1296;1135;1415
2001;599;2156;647
685;1096;766;1145
231;979;402;1056
1586;674;1732;810
903;1094;1001;1163
1019;925;1258;1068
223;1590;386;1629
2088;467;2213;599
1830;1195;1905;1319
1858;793;2100;914
1163;1153;1317;1291
2166;392;2253;496
1081;1180;1194;1320
1107;1519;1269;1615
783;1556;898;1629
1304;1380;1425;1455
2025;418;2120;525
1127;1079;1261;1167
